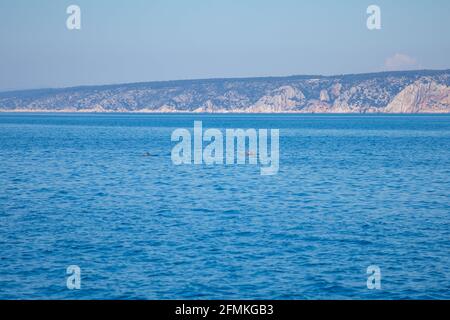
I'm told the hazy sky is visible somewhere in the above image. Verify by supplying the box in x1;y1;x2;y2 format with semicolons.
1;0;450;91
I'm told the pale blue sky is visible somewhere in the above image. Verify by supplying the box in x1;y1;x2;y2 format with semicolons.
0;0;449;91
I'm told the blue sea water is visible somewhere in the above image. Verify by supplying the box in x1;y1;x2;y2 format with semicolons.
0;113;449;300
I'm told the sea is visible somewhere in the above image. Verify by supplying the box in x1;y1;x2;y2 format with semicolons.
0;113;449;299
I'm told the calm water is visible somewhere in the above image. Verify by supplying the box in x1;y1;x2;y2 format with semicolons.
0;113;449;299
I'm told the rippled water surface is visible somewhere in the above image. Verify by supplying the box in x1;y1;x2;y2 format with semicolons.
1;113;450;299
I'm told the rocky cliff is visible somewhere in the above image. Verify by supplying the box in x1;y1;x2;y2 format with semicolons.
1;70;450;113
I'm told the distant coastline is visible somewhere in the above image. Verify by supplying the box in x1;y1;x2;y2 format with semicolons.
1;69;450;114
2;110;450;114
